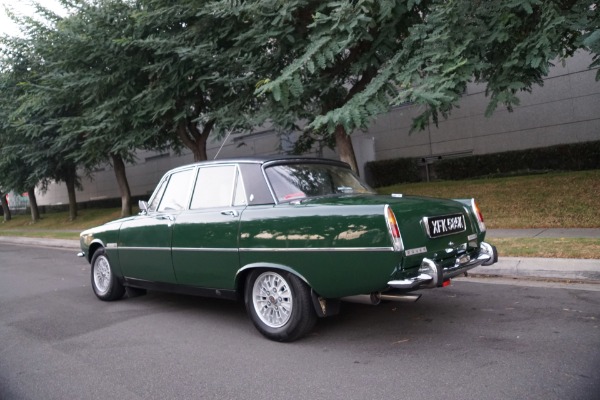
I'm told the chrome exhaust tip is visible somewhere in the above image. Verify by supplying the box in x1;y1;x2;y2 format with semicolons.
341;292;381;305
380;293;421;303
341;292;422;305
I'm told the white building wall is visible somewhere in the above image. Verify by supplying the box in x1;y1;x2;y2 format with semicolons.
36;52;600;206
351;50;600;162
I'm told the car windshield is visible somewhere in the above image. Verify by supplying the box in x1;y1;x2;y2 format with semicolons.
265;163;374;202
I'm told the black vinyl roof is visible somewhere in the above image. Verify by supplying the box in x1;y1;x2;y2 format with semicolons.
169;155;350;172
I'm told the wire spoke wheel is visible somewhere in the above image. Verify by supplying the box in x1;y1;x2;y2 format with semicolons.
93;255;112;296
245;269;317;342
90;248;124;301
252;272;293;328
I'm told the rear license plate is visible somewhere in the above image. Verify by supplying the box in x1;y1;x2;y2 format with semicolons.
424;214;466;238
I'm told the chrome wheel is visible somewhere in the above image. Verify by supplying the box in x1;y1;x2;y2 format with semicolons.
93;254;111;295
252;271;293;328
90;248;124;301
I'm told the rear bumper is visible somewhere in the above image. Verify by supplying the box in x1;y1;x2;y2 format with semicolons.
388;242;498;290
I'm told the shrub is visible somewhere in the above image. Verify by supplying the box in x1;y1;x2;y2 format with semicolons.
366;140;600;186
364;157;420;187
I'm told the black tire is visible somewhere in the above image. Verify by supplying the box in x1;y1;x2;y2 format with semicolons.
245;269;317;342
90;248;125;301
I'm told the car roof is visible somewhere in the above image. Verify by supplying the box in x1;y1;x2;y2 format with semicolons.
167;155;350;174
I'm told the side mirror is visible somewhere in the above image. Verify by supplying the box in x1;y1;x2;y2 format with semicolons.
138;200;149;215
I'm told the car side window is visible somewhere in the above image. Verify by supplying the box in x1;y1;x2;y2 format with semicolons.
147;178;168;212
157;169;194;212
190;165;239;209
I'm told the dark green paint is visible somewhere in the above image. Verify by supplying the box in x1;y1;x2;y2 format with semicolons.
80;164;487;299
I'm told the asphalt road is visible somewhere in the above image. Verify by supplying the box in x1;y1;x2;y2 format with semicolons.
1;244;599;400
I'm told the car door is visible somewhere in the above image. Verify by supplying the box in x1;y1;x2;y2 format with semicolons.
171;164;246;289
118;168;195;284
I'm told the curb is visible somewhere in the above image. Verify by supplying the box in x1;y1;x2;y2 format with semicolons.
0;236;80;250
471;257;600;283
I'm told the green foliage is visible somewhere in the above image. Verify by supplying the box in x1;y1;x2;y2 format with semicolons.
242;0;598;136
0;0;598;199
0;29;79;196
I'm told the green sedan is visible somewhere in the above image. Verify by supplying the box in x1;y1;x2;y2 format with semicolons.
79;156;498;341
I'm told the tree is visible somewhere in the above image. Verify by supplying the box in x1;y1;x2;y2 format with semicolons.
39;0;175;217
1;7;85;221
0;37;46;223
129;0;262;162
321;0;600;131
204;0;430;172
211;0;599;172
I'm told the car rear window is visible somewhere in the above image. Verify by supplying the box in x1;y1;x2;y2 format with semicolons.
265;163;373;202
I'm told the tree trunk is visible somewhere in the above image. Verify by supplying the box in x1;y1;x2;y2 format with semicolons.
27;188;40;223
176;118;214;162
64;168;78;221
192;135;208;162
327;67;377;175
111;154;132;217
334;125;359;174
0;190;11;222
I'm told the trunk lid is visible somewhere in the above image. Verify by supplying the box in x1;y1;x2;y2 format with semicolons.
297;193;482;257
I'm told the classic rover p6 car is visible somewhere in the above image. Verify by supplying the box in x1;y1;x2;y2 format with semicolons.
79;156;498;341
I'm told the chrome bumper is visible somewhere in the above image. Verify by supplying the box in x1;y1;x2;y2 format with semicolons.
388;242;498;290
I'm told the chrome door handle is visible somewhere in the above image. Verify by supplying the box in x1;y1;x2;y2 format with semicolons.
221;210;239;217
155;214;175;221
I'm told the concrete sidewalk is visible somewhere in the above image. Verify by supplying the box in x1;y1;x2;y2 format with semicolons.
472;256;600;282
480;228;600;283
1;232;599;284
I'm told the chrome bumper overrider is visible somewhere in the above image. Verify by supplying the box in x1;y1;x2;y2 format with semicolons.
388;242;497;290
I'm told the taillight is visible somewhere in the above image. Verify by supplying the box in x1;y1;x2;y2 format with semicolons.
385;205;404;252
471;199;486;232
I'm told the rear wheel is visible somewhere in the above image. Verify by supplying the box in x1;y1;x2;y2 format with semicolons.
245;270;317;342
91;248;125;301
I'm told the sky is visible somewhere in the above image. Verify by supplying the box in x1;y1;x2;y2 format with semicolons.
0;0;66;37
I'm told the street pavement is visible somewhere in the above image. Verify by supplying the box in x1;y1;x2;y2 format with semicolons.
0;228;599;283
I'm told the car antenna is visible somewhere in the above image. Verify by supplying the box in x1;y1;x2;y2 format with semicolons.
213;128;234;160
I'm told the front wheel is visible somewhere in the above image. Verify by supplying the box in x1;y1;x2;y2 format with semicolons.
245;270;317;342
90;248;125;301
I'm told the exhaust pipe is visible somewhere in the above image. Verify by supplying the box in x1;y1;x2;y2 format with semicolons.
341;292;381;305
341;292;422;305
380;293;421;303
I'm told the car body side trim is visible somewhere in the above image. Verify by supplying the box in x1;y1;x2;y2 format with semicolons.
174;247;239;252
118;247;170;251
239;247;394;252
118;246;393;252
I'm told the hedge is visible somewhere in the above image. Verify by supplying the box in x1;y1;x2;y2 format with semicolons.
364;157;421;187
366;140;600;187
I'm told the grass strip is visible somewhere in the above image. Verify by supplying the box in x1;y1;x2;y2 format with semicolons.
378;170;600;229
487;238;600;259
